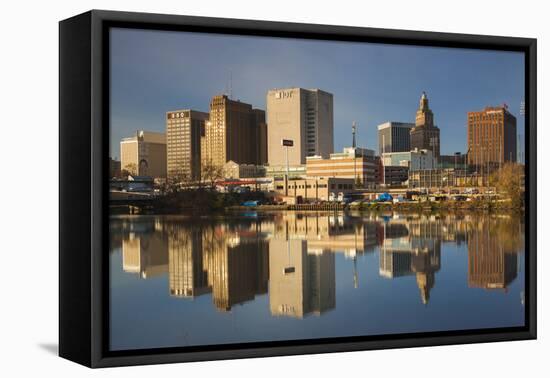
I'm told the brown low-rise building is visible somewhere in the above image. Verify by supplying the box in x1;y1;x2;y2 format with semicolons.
109;157;121;178
273;176;355;202
223;160;265;179
306;147;380;188
383;166;409;187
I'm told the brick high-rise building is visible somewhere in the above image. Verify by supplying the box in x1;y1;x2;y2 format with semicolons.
467;106;517;172
201;95;266;169
410;92;440;158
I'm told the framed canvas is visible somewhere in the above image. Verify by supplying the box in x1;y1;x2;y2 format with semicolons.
59;10;537;368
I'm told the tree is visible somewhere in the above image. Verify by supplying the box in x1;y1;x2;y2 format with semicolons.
167;169;190;192
489;162;524;208
201;161;224;189
121;163;137;177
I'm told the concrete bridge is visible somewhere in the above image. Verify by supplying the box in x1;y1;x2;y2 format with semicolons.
109;190;156;210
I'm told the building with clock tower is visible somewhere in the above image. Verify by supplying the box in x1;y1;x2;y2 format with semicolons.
410;92;440;158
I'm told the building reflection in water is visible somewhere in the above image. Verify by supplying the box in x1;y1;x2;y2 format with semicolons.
378;219;441;304
111;212;523;316
121;218;168;279
467;216;521;291
167;227;210;298
267;212;379;296
268;239;335;318
201;225;269;311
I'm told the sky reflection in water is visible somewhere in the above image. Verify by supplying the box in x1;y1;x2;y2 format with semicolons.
109;211;525;351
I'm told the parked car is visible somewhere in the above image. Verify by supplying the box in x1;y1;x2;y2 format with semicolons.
241;200;260;207
378;192;393;202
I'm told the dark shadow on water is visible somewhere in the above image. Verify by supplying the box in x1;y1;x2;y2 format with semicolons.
38;343;58;355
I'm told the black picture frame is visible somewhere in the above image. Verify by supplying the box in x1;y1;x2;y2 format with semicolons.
59;9;537;368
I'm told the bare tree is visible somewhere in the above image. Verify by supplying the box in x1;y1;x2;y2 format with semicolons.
167;169;191;192
201;161;224;189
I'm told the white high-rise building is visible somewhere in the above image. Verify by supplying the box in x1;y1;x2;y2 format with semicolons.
266;88;334;166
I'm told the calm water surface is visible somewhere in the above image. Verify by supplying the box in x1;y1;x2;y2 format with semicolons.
109;211;525;351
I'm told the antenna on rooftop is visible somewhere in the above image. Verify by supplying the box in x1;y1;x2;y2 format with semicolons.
229;70;233;100
352;121;357;149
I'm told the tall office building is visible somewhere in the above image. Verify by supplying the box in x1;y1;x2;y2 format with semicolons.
166;109;208;183
266;88;334;166
120;130;167;179
410;92;440;158
201;95;267;169
377;122;414;154
252;108;268;165
467;106;517;171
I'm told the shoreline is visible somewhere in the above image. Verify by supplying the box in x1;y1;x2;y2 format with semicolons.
110;200;524;216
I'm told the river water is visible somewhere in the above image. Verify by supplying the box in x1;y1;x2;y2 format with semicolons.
109;211;525;351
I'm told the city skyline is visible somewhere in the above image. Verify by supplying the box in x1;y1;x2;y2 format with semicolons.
109;28;525;160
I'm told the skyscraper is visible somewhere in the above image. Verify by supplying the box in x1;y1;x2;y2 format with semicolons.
377;122;414;154
201;95;266;169
166;109;208;183
266;88;334;166
467;106;517;171
410;92;440;158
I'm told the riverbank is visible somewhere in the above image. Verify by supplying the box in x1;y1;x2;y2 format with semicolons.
111;189;524;215
227;199;524;213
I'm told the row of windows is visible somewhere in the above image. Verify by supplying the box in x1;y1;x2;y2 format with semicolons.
469;113;503;121
167;118;191;123
283;183;354;190
167;138;191;143
285;183;329;189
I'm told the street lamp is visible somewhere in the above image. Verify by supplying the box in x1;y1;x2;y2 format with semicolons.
281;139;294;196
352;121;358;188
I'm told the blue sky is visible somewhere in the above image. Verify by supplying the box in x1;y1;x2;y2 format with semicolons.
109;27;525;159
